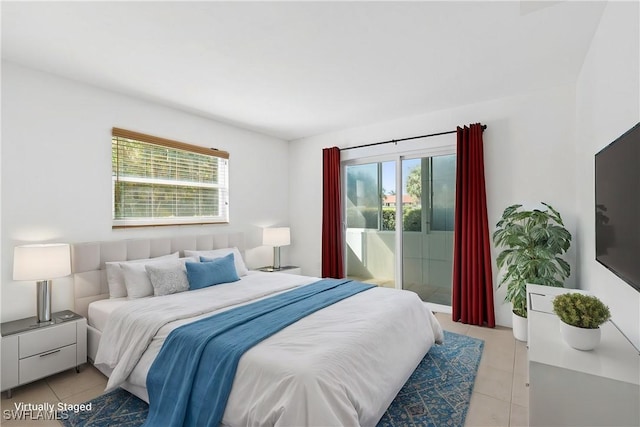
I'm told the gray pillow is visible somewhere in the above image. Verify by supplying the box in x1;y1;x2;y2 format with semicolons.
145;261;190;296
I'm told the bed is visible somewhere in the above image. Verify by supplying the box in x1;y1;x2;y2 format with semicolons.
70;233;444;426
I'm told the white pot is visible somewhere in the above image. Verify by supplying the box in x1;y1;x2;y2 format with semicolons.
559;320;601;351
512;311;528;342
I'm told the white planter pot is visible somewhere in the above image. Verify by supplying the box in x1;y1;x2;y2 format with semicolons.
559;321;601;351
512;311;528;342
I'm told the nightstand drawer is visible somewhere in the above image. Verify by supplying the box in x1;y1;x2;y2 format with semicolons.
19;322;76;358
19;344;77;384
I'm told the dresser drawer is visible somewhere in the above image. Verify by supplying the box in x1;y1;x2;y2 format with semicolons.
19;322;76;358
19;344;77;384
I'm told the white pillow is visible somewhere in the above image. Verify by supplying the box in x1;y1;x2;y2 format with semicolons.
184;247;248;276
122;263;154;299
105;252;179;298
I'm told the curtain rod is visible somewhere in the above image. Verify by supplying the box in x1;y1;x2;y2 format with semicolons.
340;124;487;151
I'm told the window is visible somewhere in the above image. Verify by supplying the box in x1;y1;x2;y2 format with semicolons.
111;128;229;228
402;154;456;232
345;161;401;231
345;154;455;233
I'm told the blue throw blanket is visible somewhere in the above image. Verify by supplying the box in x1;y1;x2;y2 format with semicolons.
144;278;373;427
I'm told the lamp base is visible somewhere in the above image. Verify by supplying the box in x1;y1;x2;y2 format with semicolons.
273;246;282;270
36;280;52;323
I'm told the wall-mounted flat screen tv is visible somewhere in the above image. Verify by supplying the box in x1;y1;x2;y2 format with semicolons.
595;122;640;292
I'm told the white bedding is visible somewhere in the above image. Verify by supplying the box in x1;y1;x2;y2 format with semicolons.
93;272;444;426
88;297;129;331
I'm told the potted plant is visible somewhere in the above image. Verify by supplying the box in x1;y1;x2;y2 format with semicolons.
552;293;611;350
493;203;572;341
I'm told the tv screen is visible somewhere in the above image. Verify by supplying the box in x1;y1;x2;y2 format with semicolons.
595;122;640;292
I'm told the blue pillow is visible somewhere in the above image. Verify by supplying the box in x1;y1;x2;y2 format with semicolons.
186;253;240;290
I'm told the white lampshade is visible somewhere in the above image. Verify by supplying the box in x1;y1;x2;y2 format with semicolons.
13;244;71;281
263;227;291;247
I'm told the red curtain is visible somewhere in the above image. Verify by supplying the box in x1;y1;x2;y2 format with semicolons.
452;124;495;327
322;147;344;278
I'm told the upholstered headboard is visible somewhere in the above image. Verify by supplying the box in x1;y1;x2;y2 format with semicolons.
70;232;245;319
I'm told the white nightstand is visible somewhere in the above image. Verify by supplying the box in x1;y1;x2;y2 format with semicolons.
1;310;87;398
256;266;302;275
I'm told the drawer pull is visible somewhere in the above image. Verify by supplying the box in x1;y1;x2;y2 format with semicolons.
39;349;61;358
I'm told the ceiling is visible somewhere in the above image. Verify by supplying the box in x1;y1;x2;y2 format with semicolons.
1;1;606;141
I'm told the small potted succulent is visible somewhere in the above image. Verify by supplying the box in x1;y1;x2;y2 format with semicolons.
552;292;611;350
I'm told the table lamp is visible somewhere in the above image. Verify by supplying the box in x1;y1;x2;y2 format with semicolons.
13;243;71;323
263;227;290;270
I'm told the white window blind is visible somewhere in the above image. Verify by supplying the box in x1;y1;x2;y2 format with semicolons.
112;128;229;228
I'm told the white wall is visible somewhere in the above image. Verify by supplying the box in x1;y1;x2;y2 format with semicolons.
289;84;578;327
575;1;640;349
1;61;290;322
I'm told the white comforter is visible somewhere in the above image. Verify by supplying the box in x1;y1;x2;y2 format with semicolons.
94;272;444;427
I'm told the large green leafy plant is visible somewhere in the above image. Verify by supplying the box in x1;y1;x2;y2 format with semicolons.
493;203;572;317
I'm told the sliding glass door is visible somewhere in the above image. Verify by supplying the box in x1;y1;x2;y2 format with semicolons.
344;161;397;288
344;152;455;306
401;155;455;305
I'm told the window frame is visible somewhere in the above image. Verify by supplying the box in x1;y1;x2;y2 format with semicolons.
342;146;456;233
111;127;229;229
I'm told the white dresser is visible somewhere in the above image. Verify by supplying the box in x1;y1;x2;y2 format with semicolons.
527;284;639;427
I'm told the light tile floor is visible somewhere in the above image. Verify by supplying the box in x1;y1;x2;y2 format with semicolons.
1;313;528;426
434;312;530;427
1;364;107;426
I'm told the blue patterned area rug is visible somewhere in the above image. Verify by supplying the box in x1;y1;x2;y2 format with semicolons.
60;331;483;427
377;331;484;426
